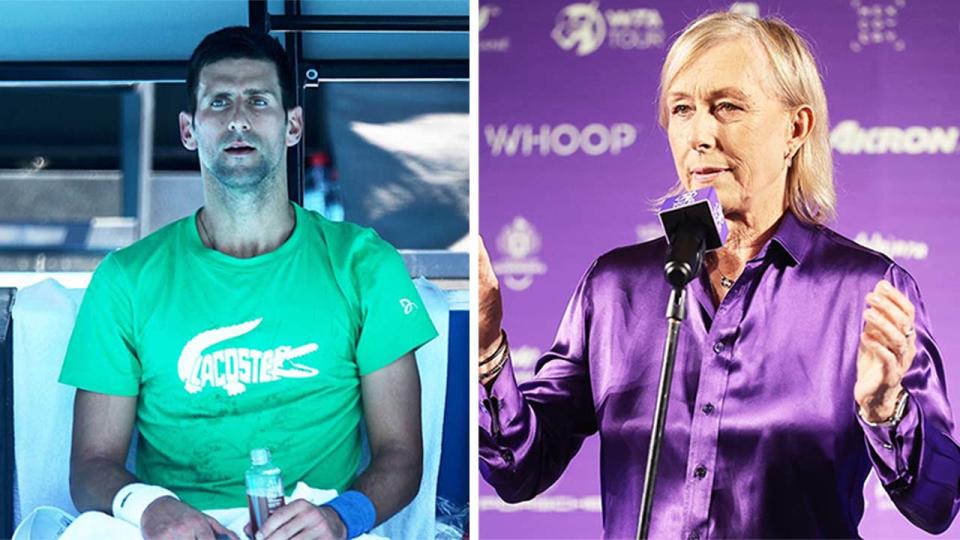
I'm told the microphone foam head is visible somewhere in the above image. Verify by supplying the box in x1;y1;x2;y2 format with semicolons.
658;187;728;250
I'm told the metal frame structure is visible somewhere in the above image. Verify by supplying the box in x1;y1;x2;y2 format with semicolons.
1;288;14;537
0;1;468;207
244;0;468;206
0;59;466;85
0;0;469;275
0;3;468;535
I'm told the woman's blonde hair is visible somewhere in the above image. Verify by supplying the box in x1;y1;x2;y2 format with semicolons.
657;12;836;225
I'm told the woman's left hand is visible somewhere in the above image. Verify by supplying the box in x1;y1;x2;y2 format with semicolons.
854;279;918;423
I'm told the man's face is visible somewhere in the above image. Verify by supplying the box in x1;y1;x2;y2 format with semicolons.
666;38;795;218
179;58;302;191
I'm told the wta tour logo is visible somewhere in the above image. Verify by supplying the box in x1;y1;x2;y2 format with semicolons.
552;2;605;56
671;190;698;208
493;217;548;291
849;0;906;52
480;4;510;53
551;2;664;56
479;4;498;31
728;2;760;18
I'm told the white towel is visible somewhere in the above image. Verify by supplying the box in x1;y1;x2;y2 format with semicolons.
11;279;87;523
369;278;449;539
45;482;385;540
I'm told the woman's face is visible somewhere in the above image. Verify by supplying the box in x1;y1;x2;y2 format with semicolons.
666;38;795;221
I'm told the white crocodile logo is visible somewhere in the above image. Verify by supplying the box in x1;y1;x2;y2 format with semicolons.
177;318;319;396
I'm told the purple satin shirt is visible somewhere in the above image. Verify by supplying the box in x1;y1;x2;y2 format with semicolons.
480;212;960;539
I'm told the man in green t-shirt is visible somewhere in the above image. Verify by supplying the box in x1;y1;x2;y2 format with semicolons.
59;27;437;540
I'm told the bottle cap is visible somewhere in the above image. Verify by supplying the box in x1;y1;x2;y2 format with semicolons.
308;152;330;168
250;448;271;466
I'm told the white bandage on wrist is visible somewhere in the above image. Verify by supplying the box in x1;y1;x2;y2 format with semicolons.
112;483;179;527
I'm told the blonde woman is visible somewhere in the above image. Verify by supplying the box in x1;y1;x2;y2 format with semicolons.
478;12;959;538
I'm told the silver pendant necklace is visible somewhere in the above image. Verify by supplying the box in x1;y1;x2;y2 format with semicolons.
198;208;216;251
719;274;735;289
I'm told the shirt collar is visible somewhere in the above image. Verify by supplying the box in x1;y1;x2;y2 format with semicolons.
768;211;817;266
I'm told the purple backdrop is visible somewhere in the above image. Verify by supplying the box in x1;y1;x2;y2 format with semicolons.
479;1;960;538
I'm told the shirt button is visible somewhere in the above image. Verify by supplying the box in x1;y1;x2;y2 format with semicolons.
694;465;707;479
883;443;893;450
701;403;715;415
688;531;700;540
500;449;514;464
713;342;723;354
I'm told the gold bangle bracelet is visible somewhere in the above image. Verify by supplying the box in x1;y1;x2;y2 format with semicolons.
480;334;510;385
857;389;909;427
479;330;508;366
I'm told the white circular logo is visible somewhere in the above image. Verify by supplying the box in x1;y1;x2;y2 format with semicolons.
552;2;606;57
493;217;549;292
498;217;541;259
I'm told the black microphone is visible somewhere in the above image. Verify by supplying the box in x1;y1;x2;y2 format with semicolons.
657;188;727;289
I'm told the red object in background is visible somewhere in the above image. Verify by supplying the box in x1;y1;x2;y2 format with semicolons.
308;152;330;168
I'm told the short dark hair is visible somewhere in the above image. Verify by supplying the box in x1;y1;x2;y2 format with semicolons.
186;26;295;116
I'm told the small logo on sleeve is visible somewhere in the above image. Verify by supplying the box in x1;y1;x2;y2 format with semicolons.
400;298;418;315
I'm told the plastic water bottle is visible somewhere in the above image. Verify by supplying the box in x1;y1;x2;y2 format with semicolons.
323;172;345;222
246;448;285;535
304;153;328;216
305;152;345;221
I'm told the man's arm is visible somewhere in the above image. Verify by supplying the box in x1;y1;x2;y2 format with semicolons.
352;350;423;523
256;352;422;540
69;389;138;512
70;389;238;540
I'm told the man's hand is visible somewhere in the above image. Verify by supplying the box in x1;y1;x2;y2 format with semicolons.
855;279;918;422
479;236;504;360
140;496;238;540
246;500;346;540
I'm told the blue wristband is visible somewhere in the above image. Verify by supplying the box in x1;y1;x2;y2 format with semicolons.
323;490;377;539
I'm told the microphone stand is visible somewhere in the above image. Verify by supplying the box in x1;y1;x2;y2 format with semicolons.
637;222;703;540
636;285;686;540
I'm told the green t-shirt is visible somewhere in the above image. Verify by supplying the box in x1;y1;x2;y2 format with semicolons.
59;203;438;510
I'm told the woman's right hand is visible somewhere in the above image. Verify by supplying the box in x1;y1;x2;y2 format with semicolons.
478;236;505;366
